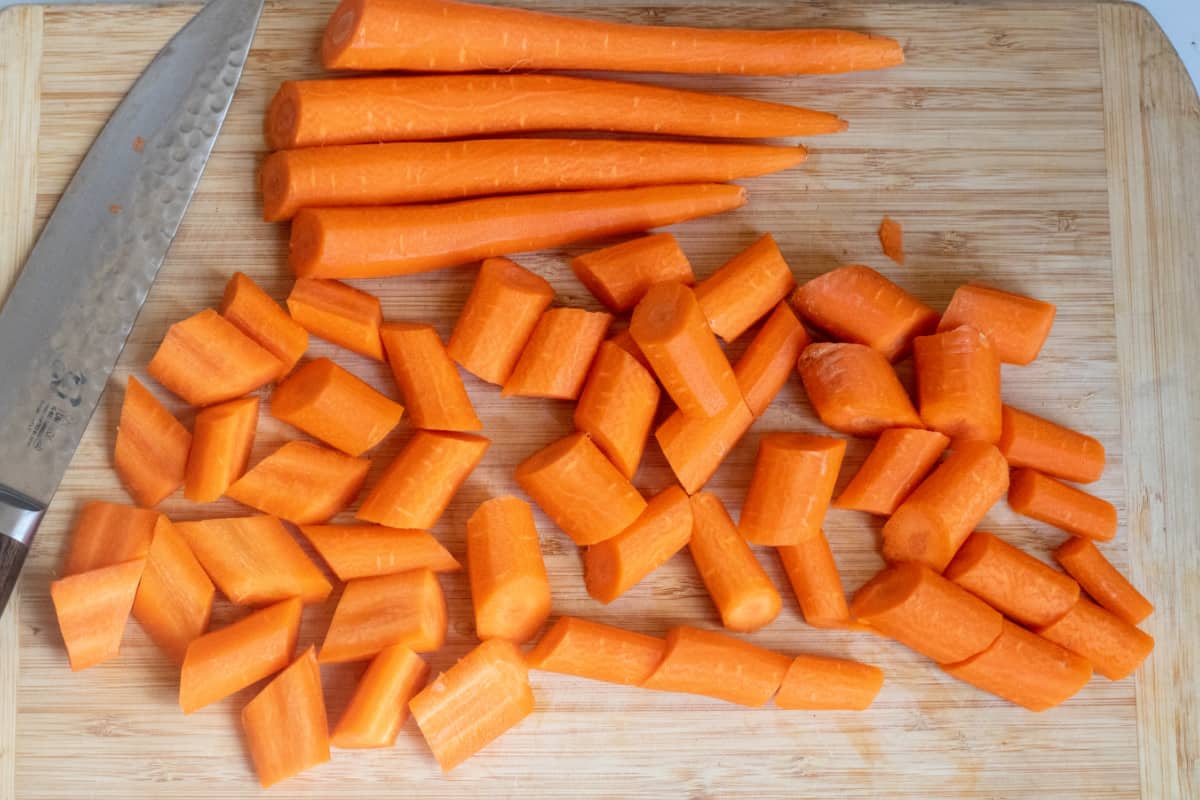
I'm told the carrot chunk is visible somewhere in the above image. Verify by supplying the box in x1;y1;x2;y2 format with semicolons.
298;524;461;581
50;558;146;671
642;626;790;707
356;431;490;529
733;301;810;418
998;405;1105;484
606;329;652;373
62;500;158;576
913;325;1002;444
1054;537;1153;625
572;233;694;312
228;441;370;525
939;284;1056;366
184;396;259;503
332;645;429;749
584;485;692;604
528;616;666;686
148;309;283;405
1035;597;1153;681
286;277;384;361
775;654;884;710
833;428;948;516
502;308;612;400
689;492;781;632
655;397;754;494
878;216;904;265
381;322;481;432
695;234;796;343
132;517;215;665
114;377;191;508
320;569;447;663
242;647;330;788
468;496;551;643
219;272;308;375
573;341;661;479
944;531;1080;628
797;342;922;436
778;529;851;628
1008;468;1117;541
271;358;403;456
740;432;845;546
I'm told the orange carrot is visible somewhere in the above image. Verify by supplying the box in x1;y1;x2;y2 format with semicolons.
527;616;666;686
502;308;613;400
689;492;782;632
939;283;1056;366
878;216;904;265
778;529;851;628
607;328;653;373
571;233;694;313
356;431;490;529
409;638;534;772
62;501;157;577
176;515;330;607
447;257;555;385
655;397;754;494
642;626;790;707
998;405;1105;484
271;358;404;456
184;396;259;503
132;517;215;665
320;569;448;663
322;0;905;75
833;427;949;516
113;377;191;508
695;234;796;343
219;272;308;374
380;322;481;432
1008;468;1117;541
740;432;846;546
50;558;146;671
289;184;747;279
852;562;1004;663
881;441;1009;572
797;342;923;436
514;432;646;546
941;620;1092;712
298;524;461;581
775;654;884;710
943;531;1080;628
286;277;384;361
228;441;370;525
584;485;692;604
332;645;429;749
1035;597;1153;681
148;309;283;405
573;341;661;479
791;264;939;361
1054;537;1153;625
467;496;551;643
629;281;741;419
913;325;1001;443
733;301;810;418
265;74;848;150
179;597;302;714
242;647;330;788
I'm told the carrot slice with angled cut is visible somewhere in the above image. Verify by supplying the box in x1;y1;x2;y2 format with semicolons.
62;500;158;576
943;531;1079;628
298;524;460;581
320;569;447;663
739;432;845;546
833;427;948;516
184;396;259;503
502;308;612;400
467;496;551;643
797;342;922;436
998;405;1105;484
1034;596;1153;681
584;485;692;604
1008;468;1117;541
527;616;666;686
114;377;191;508
50;558;146;671
220;271;309;375
776;654;884;710
655;397;754;495
694;233;795;343
913;325;1002;444
356;431;489;529
148;308;284;405
778;529;852;629
571;233;694;312
689;492;781;632
228;441;370;525
270;357;404;456
287;277;384;360
242;647;331;788
1054;537;1153;625
938;283;1056;366
132;516;215;665
733;301;809;418
332;645;429;749
380;322;482;432
573;340;661;479
642;626;790;707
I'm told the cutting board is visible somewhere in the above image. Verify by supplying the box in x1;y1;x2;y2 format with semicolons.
1;1;1196;797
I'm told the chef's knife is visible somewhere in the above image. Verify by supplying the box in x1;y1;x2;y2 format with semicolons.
0;0;265;618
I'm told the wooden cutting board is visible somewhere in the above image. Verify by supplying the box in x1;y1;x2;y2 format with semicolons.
0;1;1196;797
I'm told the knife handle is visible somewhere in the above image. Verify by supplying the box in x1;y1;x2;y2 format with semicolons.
0;486;45;620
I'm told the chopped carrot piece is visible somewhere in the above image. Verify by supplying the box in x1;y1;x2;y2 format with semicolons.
695;234;796;342
356;430;490;529
320;569;447;663
913;325;1002;444
270;358;404;456
584;485;692;604
833;427;948;516
740;432;845;546
381;322;481;432
1008;468;1117;541
878;216;904;265
733;301;810;417
332;645;429;749
184;396;259;503
797;342;922;436
944;531;1080;628
655;397;754;494
502;308;612;400
220;272;309;375
114;377;191;508
571;233;694;312
689;492;781;632
775;654;884;710
1054;537;1153;625
298;524;460;581
1034;597;1153;680
467;496;551;643
148;309;284;405
242;647;330;788
606;328;652;373
528;616;666;686
62;500;158;576
573;341;661;479
132;517;215;665
287;277;384;360
778;529;851;628
642;626;790;707
50;558;146;671
999;405;1105;484
939;283;1056;365
228;441;370;525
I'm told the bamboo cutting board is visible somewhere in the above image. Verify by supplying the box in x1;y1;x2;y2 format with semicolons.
1;1;1197;797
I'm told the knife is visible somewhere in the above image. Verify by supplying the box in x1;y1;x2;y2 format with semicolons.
0;0;265;618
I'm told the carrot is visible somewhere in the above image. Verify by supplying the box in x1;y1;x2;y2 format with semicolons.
629;281;741;419
356;431;490;529
262;139;805;222
939;283;1056;366
655;397;754;494
695;234;796;343
777;529;851;628
740;432;846;546
943;531;1080;628
179;597;302;714
184;396;259;503
113;377;191;508
265;74;848;150
332;645;429;749
320;569;447;663
286;277;384;361
914;325;1003;445
289;184;747;279
502;308;613;400
298;524;461;582
50;558;146;671
527;616;666;686
132;517;215;666
583;485;692;604
1054;537;1153;625
573;341;661;479
380;322;481;432
148;309;283;405
219;272;308;374
227;441;370;525
833;427;949;516
941;620;1092;712
797;342;923;436
1008;468;1117;541
572;233;694;313
241;647;330;788
322;0;905;75
998;405;1105;484
176;515;330;606
606;329;653;373
270;358;404;456
851;562;1004;663
447;257;556;385
467;496;551;643
881;441;1009;572
733;301;810;418
775;654;884;710
514;432;646;546
62;501;157;576
642;626;790;707
689;492;782;632
409;638;534;772
878;216;904;265
1034;597;1154;681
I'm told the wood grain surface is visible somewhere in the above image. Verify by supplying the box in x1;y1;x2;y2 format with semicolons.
0;1;1195;797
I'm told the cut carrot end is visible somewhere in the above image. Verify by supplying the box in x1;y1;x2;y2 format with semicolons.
51;558;146;672
527;616;666;686
114;377;191;508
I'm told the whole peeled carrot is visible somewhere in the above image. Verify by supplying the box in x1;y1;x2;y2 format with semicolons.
289;184;747;279
322;0;904;76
